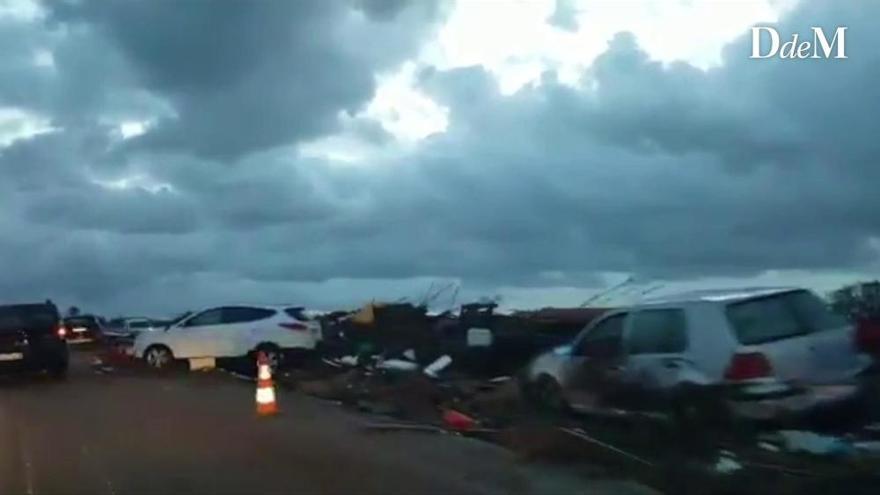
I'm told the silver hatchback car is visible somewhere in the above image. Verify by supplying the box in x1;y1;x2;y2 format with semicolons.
525;287;874;422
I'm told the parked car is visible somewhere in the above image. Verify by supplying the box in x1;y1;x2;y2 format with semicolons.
0;301;68;378
62;314;104;344
132;305;322;370
524;287;874;425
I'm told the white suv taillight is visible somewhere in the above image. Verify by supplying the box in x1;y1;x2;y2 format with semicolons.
724;352;773;381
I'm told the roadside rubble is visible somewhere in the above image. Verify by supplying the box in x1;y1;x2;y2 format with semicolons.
283;346;880;495
758;429;880;459
322;302;608;377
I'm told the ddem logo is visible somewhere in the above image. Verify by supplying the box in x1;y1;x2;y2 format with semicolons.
750;26;847;59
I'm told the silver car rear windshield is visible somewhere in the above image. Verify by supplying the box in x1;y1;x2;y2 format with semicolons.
725;290;847;345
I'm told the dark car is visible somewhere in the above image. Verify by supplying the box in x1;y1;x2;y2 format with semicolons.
62;314;104;344
0;302;69;378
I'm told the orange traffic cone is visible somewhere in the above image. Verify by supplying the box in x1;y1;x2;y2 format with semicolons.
256;352;278;416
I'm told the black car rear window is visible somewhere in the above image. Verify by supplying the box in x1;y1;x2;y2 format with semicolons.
725;290;847;345
0;305;59;330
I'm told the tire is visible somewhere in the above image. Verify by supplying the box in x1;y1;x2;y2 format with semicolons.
144;345;174;370
534;375;569;414
254;344;283;373
669;387;733;453
670;386;731;429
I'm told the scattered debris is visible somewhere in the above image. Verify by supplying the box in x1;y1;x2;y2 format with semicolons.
221;369;255;382
189;357;216;371
864;423;880;433
423;355;452;378
443;409;478;432
376;359;419;372
853;441;880;456
338;355;359;366
362;421;448;434
468;378;526;422
559;427;654;467
466;328;493;347
769;430;855;458
713;451;743;474
356;400;399;416
759;442;781;453
297;370;361;401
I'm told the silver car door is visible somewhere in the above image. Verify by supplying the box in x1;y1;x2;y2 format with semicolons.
621;308;690;410
565;313;628;411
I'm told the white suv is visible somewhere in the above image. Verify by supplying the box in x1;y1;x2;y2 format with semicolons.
525;287;873;423
133;305;321;370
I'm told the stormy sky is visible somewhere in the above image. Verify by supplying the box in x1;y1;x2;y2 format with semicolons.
1;0;878;316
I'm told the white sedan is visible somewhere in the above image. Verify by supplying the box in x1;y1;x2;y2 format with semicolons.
133;305;322;370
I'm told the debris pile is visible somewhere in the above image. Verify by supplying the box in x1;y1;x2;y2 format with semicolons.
320;301;609;378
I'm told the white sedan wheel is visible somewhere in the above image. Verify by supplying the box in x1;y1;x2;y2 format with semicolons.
145;346;173;369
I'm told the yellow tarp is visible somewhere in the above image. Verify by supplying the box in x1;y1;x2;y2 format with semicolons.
351;302;387;325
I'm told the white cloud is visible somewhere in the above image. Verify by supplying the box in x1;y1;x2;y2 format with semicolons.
119;120;148;139
91;174;174;194
366;63;449;141
362;0;796;146
0;107;54;147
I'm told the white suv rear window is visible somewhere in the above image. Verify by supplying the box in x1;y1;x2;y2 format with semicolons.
726;290;845;345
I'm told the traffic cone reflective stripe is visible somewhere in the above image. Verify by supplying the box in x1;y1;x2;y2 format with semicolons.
258;362;272;381
256;386;276;404
255;351;278;416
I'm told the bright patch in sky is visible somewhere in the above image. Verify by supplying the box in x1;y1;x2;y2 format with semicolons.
427;0;797;87
314;0;799;162
92;174;174;194
0;107;54;147
0;0;41;20
366;63;449;142
119;121;148;139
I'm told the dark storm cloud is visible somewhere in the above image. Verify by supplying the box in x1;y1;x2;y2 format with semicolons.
356;0;412;21
46;0;447;160
1;0;879;313
23;185;200;235
399;0;880;279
